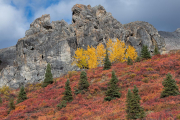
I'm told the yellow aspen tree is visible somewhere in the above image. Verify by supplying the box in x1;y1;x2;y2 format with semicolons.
125;45;138;61
72;48;88;69
106;38;126;63
86;45;98;69
96;43;106;66
115;39;126;62
72;38;138;69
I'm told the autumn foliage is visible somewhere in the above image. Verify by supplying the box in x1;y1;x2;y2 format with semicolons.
72;38;137;69
1;52;180;119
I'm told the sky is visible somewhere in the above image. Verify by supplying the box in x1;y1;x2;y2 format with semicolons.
0;0;180;49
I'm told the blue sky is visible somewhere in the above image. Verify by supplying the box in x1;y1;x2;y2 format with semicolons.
0;0;180;49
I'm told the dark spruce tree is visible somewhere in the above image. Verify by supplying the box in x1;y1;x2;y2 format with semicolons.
103;49;111;70
17;86;27;104
104;71;121;101
63;79;73;102
42;63;53;88
126;86;145;119
154;45;160;55
9;98;15;111
127;56;133;65
126;89;133;119
160;73;180;98
135;56;141;62
78;71;89;91
141;45;151;59
132;85;145;119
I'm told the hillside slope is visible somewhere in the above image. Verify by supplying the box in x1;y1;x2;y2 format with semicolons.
1;53;180;119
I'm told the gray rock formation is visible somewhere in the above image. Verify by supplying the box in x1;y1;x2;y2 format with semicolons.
0;46;16;71
159;28;180;53
0;4;166;89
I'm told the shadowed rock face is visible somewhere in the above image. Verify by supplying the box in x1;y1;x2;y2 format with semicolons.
0;46;16;71
159;28;180;53
0;4;166;89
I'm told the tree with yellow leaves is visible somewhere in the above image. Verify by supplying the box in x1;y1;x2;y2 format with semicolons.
125;45;138;61
86;45;98;69
71;48;88;69
96;43;106;66
107;38;126;63
72;38;137;69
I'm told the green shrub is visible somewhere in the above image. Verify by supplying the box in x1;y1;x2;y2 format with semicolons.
74;87;81;95
127;56;133;65
0;85;10;100
130;73;136;78
135;56;141;62
146;67;154;71
142;77;149;83
57;100;67;110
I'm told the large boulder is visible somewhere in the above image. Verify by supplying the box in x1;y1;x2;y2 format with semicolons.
0;4;167;89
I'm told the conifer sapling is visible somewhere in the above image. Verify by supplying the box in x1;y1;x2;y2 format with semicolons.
154;45;160;55
135;56;141;62
141;45;151;59
132;85;145;118
103;49;111;70
63;79;73;102
104;71;121;101
161;73;180;98
127;56;133;65
42;63;53;87
17;86;27;104
9;98;15;111
126;86;145;119
126;89;133;119
78;71;89;91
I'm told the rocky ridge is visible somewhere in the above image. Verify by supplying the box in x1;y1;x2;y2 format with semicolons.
0;4;167;89
159;28;180;53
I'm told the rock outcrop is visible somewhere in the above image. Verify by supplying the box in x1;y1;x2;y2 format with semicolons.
0;46;16;71
0;4;166;89
159;28;180;53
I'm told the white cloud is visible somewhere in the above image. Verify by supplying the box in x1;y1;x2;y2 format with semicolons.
0;0;28;48
33;0;108;24
0;0;180;49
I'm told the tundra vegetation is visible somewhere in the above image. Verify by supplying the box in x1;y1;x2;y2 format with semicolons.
1;39;180;119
